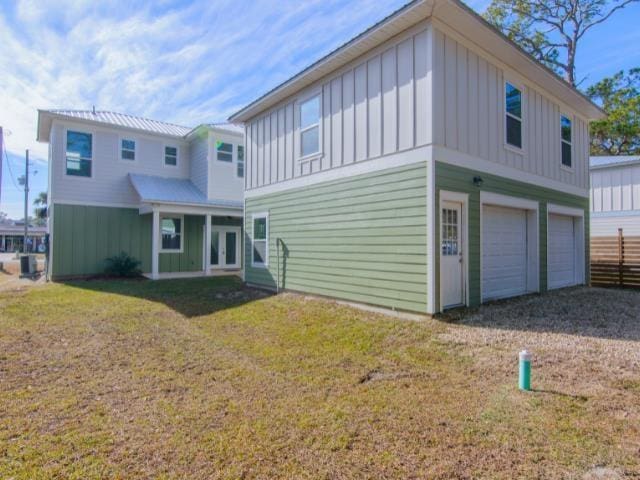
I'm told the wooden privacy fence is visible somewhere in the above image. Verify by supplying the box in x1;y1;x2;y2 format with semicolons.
591;229;640;288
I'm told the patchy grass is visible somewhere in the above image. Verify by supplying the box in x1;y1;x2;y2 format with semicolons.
0;276;638;479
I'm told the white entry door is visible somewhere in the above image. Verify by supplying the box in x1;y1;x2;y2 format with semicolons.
211;227;241;269
441;201;464;308
482;205;528;301
548;214;576;289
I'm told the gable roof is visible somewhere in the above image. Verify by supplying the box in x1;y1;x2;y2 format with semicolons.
229;0;605;123
129;174;243;209
36;110;242;143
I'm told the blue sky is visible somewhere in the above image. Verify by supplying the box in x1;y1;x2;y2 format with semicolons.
1;0;639;219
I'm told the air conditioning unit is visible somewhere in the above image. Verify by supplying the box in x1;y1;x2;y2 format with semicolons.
20;254;37;278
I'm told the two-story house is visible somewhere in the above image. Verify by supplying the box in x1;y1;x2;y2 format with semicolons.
36;109;245;280
230;0;605;314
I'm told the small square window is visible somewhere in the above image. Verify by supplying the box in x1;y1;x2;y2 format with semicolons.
217;141;233;162
165;146;177;166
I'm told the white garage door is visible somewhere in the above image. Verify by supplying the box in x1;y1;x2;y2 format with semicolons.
482;205;528;301
548;214;576;289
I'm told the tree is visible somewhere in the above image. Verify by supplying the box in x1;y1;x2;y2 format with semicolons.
587;68;640;155
32;191;48;227
484;0;638;86
33;191;47;207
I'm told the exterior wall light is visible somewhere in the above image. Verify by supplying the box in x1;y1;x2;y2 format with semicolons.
473;176;483;187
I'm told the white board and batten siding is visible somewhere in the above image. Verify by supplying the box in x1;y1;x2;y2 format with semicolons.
591;162;640;236
431;26;590;192
244;23;433;190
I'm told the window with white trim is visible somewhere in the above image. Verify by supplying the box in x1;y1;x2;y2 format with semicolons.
66;130;92;177
252;213;268;267
561;115;572;168
165;146;178;166
160;215;182;251
217;141;233;162
505;82;523;149
300;95;320;157
121;139;135;161
237;145;244;177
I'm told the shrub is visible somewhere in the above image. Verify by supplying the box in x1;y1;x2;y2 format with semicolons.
104;252;142;278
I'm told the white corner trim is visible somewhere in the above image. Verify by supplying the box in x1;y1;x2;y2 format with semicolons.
480;191;539;211
434;145;589;198
245;145;432;198
426;157;436;315
547;203;584;217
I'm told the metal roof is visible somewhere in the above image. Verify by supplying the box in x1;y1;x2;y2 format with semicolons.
590;156;640;169
44;110;193;137
129;174;243;209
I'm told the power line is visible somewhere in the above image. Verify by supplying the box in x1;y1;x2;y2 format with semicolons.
2;132;22;192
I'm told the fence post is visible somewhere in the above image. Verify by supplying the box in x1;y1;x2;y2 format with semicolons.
618;228;624;287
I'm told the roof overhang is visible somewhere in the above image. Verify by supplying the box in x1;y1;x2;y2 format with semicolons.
229;0;605;123
590;157;640;170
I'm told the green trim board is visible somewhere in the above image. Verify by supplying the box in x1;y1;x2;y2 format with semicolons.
51;204;211;278
245;162;429;313
434;161;589;311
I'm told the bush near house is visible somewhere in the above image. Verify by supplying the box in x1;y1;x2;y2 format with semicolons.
104;251;142;278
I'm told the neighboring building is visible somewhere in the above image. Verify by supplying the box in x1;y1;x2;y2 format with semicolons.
36;110;245;280
590;156;640;237
229;0;604;314
0;224;46;253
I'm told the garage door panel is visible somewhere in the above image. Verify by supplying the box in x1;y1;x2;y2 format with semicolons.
548;214;576;289
482;205;527;301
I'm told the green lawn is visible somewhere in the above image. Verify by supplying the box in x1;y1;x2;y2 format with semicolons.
0;276;638;479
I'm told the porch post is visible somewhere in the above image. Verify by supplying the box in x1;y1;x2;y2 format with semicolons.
151;209;160;280
204;214;211;275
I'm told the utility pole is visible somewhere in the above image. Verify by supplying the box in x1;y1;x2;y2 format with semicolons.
23;149;29;253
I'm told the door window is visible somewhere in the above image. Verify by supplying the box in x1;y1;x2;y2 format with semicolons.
225;231;237;265
441;208;459;256
211;230;220;265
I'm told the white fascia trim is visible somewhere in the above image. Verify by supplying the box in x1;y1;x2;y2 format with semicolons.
53;199;141;209
245;145;431;198
146;202;242;217
480;191;539;211
547;203;584;217
434;145;589;198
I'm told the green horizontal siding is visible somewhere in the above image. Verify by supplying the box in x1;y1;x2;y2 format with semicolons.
51;204;209;278
435;161;589;310
245;162;428;313
51;204;152;278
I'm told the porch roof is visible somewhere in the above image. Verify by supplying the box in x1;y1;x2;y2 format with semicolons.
129;174;243;210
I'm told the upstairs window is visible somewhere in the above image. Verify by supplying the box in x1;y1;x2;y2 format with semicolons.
160;215;182;252
237;145;245;178
217;141;233;162
66;130;92;177
300;95;320;158
164;146;177;166
561;115;572;168
505;82;522;149
121;139;135;161
252;213;268;267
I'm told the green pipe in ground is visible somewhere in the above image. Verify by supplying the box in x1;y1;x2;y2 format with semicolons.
519;350;531;391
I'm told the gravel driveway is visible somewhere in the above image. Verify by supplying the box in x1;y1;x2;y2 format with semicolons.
439;286;640;397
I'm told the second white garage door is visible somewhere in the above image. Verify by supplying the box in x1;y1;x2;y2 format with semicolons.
548;213;576;289
482;205;528;301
